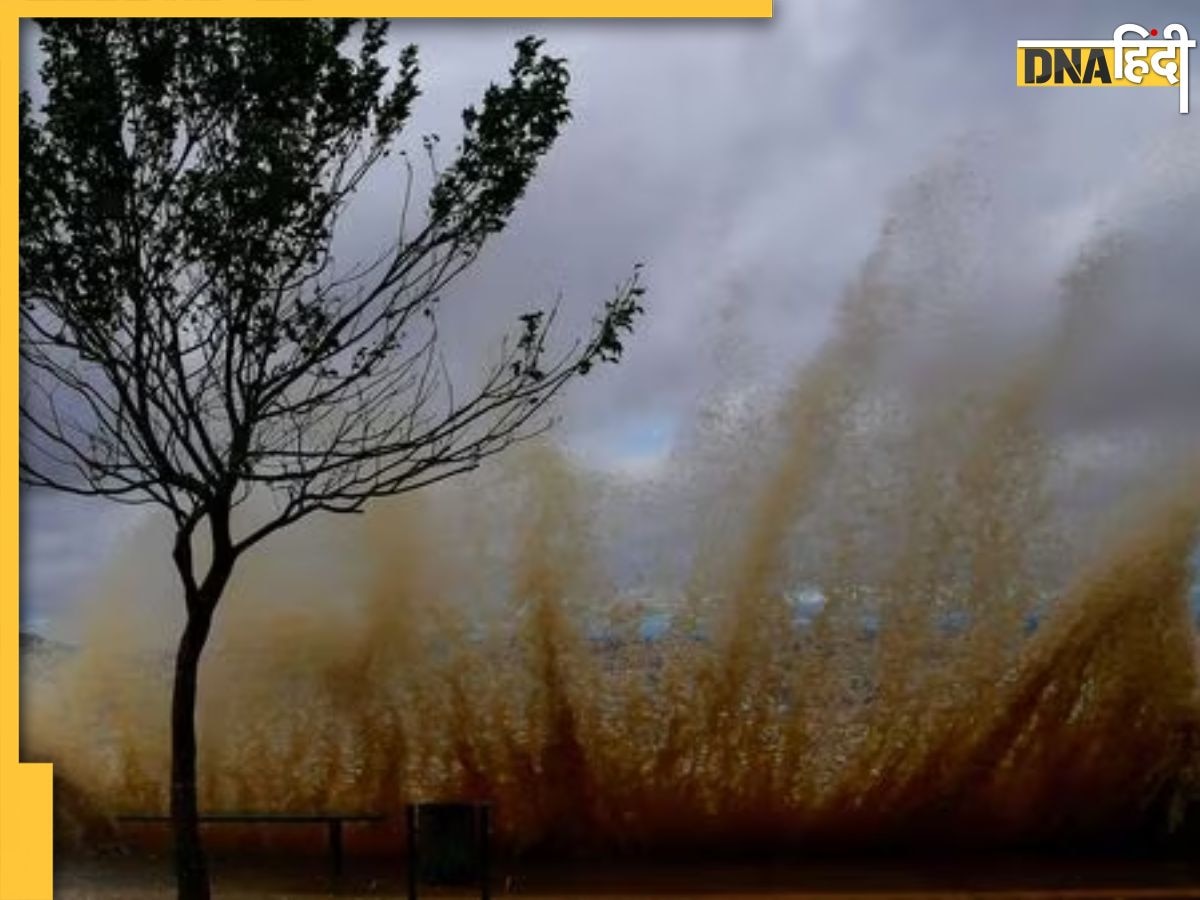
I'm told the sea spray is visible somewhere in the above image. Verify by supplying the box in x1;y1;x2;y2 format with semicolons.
22;169;1200;856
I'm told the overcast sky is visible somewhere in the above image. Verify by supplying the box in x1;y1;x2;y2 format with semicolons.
20;3;1200;629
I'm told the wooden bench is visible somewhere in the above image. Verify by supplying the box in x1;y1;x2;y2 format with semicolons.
115;812;386;877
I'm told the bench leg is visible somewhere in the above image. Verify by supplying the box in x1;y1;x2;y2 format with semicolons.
328;819;344;880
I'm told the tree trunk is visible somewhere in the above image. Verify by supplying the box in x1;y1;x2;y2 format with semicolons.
171;604;214;900
171;512;235;900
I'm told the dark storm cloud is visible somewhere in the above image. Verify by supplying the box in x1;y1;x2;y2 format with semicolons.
20;3;1200;622
360;3;1199;453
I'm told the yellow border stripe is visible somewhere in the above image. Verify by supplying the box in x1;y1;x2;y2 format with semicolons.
12;2;771;15
3;11;54;900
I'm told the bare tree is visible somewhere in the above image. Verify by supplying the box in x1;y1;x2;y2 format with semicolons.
20;19;643;899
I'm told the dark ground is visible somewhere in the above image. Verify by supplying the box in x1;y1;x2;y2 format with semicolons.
52;851;1200;899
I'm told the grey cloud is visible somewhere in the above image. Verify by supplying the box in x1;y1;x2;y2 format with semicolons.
20;4;1200;620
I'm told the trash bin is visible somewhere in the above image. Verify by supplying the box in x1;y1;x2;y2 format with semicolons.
406;802;491;898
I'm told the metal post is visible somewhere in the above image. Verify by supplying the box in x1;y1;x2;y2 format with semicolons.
479;803;491;900
406;804;419;900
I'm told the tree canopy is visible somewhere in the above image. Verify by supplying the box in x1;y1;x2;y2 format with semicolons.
20;19;644;556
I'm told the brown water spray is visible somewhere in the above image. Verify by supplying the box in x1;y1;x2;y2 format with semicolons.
22;174;1200;857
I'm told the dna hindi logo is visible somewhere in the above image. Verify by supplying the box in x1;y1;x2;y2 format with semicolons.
1017;24;1195;113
